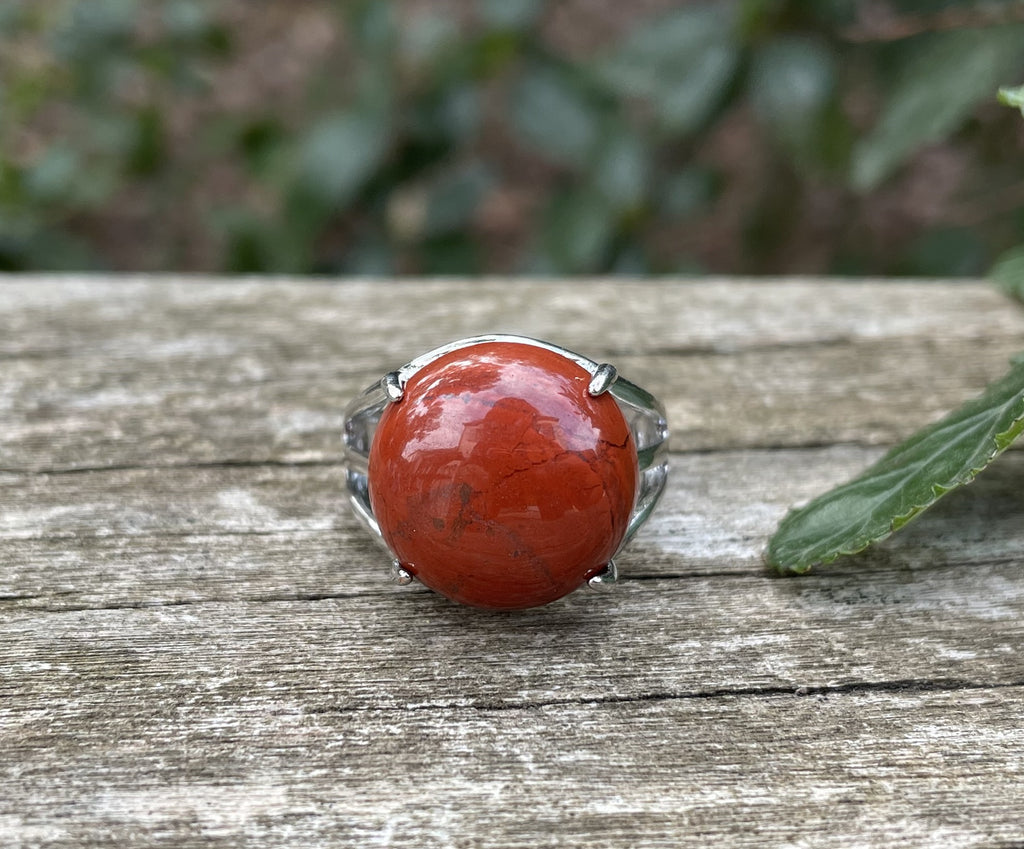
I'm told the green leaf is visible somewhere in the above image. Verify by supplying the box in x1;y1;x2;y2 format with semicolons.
749;37;837;161
658;166;718;218
24;145;80;204
851;27;1024;192
214;208;304;273
53;0;136;62
510;66;601;164
998;83;1024;115
347;0;396;55
479;0;543;32
541;187;615;272
398;11;459;72
420;233;481;275
436;86;481;142
899;227;987;278
590;127;650;212
422;162;492;237
236;118;286;175
341;236;396;276
609;242;651;275
295;111;389;208
767;358;1024;575
127;106;165;175
218;210;276;274
991;245;1024;303
162;1;209;42
406;85;481;144
593;4;740;135
0;3;31;34
388;162;493;242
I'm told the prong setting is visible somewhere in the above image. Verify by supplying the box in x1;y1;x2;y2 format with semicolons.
391;560;415;585
384;371;404;402
588;559;618;591
588;363;618;396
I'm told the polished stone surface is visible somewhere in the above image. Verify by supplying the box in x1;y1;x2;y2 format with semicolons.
368;341;637;608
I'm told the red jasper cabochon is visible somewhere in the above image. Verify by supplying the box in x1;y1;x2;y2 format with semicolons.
368;341;638;609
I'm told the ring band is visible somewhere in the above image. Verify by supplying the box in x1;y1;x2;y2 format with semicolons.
343;335;669;609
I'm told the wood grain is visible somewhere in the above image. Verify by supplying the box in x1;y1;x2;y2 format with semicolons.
4;279;1024;471
2;276;1024;848
5;682;1024;848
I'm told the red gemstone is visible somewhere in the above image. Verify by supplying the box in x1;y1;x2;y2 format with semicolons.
368;341;638;609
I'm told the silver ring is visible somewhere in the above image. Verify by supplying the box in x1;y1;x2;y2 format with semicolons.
343;334;669;609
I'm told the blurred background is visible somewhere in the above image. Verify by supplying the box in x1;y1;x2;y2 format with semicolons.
2;0;1024;278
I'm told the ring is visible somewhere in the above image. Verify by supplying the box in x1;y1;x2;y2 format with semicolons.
343;335;669;609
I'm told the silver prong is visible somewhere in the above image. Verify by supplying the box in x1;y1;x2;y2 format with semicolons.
390;560;414;585
588;363;618;396
588;559;618;591
383;371;404;402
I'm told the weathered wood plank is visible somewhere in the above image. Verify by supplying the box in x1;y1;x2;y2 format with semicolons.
4;277;1023;359
3;277;1024;849
3;561;1023;708
3;448;1024;604
3;680;1023;848
3;337;1022;471
3;279;1024;471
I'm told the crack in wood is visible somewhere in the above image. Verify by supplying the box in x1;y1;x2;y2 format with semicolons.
600;335;860;360
0;458;346;476
0;442;901;477
300;678;1024;716
0;528;343;542
0;589;407;614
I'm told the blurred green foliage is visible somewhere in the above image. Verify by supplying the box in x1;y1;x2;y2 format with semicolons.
2;0;1024;275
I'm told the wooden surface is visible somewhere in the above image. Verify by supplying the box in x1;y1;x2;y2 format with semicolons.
3;276;1024;848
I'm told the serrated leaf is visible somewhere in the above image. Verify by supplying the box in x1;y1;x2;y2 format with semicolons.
851;27;1024;192
767;359;1024;575
593;4;739;135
